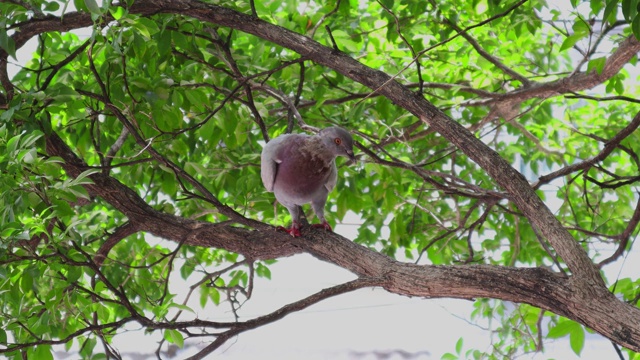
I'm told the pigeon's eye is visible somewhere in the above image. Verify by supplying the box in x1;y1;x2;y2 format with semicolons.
334;138;342;145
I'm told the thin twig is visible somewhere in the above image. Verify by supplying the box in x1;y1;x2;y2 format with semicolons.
356;0;528;105
186;277;377;360
534;110;640;189
325;25;339;51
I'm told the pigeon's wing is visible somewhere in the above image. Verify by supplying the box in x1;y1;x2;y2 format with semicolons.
324;161;338;193
260;135;292;192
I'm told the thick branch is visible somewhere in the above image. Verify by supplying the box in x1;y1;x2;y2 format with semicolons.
44;131;301;261
297;229;640;352
465;35;640;108
44;120;640;351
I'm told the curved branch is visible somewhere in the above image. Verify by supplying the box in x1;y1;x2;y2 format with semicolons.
598;195;640;267
436;6;531;86
44;130;301;260
464;36;640;109
533;110;640;189
376;0;424;93
43;125;640;351
187;278;376;359
93;221;138;267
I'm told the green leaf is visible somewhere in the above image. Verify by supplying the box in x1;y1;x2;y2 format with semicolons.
560;33;585;51
133;17;160;39
79;337;97;357
603;0;620;23
66;266;82;283
109;6;126;20
163;329;185;348
70;168;100;186
256;262;272;279
570;324;585;355
73;0;88;12
20;271;34;294
0;26;16;60
210;288;220;305
633;14;640;40
621;0;638;21
591;0;604;14
572;18;591;35
614;76;625;94
84;0;102;15
169;303;195;313
45;1;61;11
455;337;464;354
6;133;21;154
548;321;571;338
587;56;607;74
29;345;54;360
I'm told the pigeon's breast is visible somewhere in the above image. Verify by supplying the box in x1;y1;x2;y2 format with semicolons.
273;140;333;205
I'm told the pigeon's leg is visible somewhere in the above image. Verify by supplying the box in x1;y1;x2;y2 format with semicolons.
311;196;332;232
276;204;302;237
276;221;301;237
311;221;332;231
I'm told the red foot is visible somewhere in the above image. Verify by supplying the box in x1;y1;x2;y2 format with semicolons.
311;221;333;232
276;226;302;237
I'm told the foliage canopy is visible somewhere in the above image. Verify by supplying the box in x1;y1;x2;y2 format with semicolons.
2;0;640;358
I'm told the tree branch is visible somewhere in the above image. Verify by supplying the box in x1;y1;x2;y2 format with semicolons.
187;278;376;359
434;2;531;86
43;125;640;350
598;195;640;267
93;222;138;267
44;130;302;260
533;110;640;189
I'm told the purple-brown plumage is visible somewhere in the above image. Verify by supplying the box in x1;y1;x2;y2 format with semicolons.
261;127;355;237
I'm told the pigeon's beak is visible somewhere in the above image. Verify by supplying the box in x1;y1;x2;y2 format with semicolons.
346;150;356;164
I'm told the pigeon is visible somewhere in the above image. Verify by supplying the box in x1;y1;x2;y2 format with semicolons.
261;127;355;237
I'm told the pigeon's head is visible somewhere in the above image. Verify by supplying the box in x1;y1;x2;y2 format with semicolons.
319;126;355;162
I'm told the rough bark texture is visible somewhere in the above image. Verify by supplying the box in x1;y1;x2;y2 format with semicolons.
6;0;640;353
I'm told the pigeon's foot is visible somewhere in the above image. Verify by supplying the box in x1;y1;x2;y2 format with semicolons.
276;226;302;237
311;221;333;232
